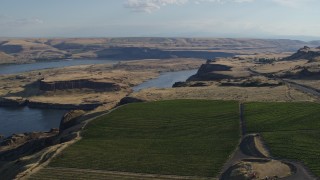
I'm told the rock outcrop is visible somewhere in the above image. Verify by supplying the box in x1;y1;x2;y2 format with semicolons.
0;109;98;162
187;63;232;81
172;81;209;88
39;79;121;91
0;129;59;161
0;108;100;162
0;107;109;179
197;64;232;73
0;97;102;110
28;101;103;110
187;64;232;81
119;96;144;105
284;46;320;62
59;110;86;131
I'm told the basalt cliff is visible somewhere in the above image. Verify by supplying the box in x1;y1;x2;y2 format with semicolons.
39;79;121;91
284;46;320;62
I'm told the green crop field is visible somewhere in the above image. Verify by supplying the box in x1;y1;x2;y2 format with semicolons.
244;102;320;177
36;100;240;178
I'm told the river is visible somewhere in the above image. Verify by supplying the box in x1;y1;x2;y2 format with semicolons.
0;107;67;137
0;59;120;137
0;60;198;138
0;59;120;75
132;69;197;92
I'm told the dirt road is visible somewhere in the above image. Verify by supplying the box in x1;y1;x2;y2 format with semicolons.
219;103;317;180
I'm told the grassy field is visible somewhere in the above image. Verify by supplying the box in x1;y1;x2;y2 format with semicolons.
244;102;320;177
40;100;239;178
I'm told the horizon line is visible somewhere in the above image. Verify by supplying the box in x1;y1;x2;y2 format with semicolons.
1;36;320;42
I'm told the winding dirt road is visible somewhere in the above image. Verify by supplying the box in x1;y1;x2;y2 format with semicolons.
219;103;317;180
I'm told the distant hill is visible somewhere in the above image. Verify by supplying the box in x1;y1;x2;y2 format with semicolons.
1;38;320;64
284;46;320;62
0;52;14;64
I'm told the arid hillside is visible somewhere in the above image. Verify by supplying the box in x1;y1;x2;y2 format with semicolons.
0;58;204;111
127;46;320;103
1;38;319;64
284;46;320;62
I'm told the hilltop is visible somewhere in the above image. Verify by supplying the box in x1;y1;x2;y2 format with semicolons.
284;46;320;62
1;38;320;64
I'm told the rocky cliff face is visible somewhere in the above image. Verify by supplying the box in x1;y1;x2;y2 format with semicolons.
172;81;209;88
0;129;59;161
197;64;232;74
284;46;320;61
59;110;86;131
0;108;109;179
39;79;121;91
0;97;102;110
187;64;232;81
0;110;91;162
119;97;144;105
28;101;103;110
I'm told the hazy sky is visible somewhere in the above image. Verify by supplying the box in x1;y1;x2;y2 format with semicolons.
0;0;319;40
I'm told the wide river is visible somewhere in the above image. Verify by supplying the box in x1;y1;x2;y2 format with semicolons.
0;59;120;75
0;107;67;137
0;60;198;137
133;69;197;92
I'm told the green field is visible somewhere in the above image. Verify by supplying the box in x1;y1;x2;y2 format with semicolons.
45;100;240;178
244;102;320;177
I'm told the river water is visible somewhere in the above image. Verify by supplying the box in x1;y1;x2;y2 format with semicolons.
0;60;198;138
0;59;120;75
0;107;67;137
0;59;120;137
133;69;197;92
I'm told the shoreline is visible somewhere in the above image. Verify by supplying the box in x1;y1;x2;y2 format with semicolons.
0;57;120;66
0;105;117;179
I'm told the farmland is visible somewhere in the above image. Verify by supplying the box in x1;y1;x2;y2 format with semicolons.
244;102;320;177
31;100;240;179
